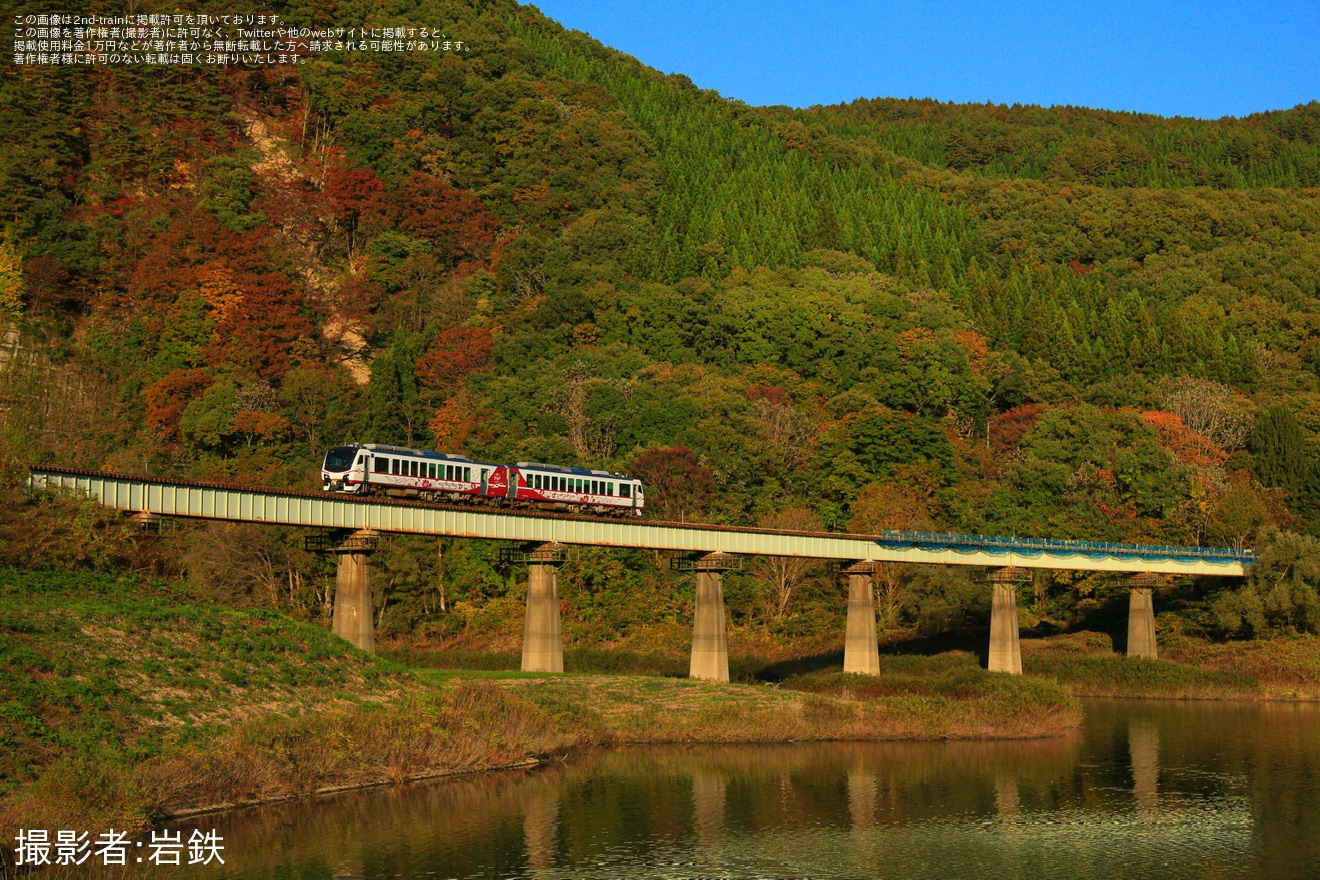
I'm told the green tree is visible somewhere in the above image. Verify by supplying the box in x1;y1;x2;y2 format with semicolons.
362;332;423;445
1251;407;1310;493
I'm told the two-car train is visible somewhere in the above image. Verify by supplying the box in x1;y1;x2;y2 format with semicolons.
321;443;645;516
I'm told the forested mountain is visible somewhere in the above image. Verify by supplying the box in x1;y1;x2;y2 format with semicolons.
2;0;1318;644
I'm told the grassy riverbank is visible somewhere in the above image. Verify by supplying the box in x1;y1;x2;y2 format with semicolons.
1018;630;1320;700
0;568;1080;840
387;629;1320;703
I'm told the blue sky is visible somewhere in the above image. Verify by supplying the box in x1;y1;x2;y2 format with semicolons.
529;1;1320;119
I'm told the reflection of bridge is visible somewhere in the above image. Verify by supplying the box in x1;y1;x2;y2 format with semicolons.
29;465;1251;680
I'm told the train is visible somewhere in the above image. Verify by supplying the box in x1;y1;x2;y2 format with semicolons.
320;443;645;516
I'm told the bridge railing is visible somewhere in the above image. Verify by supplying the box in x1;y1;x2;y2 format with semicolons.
876;530;1255;564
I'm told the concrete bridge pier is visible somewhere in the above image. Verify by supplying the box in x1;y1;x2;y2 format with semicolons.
841;562;881;675
333;529;381;653
689;553;738;682
987;567;1024;674
523;544;567;673
1127;574;1159;660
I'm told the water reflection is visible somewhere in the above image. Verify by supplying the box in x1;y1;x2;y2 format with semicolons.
1130;716;1160;820
521;785;558;878
67;700;1320;880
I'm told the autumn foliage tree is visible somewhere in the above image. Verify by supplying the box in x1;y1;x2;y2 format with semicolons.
323;163;385;264
428;391;494;452
414;326;494;390
1140;411;1228;469
628;446;718;521
391;172;498;266
145;369;214;442
205;273;314;381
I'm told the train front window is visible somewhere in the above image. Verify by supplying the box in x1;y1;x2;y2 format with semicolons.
324;447;356;472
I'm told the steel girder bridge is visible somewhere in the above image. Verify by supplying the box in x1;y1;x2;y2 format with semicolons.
28;465;1252;679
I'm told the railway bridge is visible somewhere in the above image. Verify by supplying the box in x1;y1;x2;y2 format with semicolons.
28;465;1252;680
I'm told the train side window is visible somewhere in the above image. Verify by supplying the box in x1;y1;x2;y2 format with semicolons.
464;467;471;482
574;478;582;492
374;458;387;474
619;484;630;498
409;461;416;477
607;482;614;496
390;459;398;475
591;480;599;494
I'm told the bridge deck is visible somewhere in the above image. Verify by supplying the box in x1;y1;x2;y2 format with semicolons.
28;466;1250;576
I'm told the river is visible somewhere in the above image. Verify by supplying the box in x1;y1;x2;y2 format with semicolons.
61;699;1320;879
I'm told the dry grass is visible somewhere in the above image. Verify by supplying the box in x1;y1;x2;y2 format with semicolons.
1162;636;1320;699
506;667;1082;745
1020;631;1268;700
1;681;570;836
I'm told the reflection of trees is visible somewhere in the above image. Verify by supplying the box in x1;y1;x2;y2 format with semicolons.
182;704;1320;879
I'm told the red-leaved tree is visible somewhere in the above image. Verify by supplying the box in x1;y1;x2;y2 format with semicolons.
628;446;718;521
391;172;498;266
414;326;494;391
145;368;214;442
